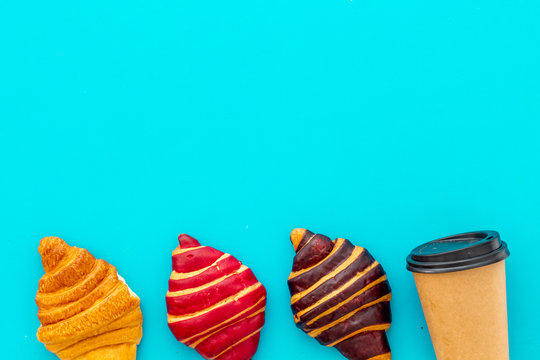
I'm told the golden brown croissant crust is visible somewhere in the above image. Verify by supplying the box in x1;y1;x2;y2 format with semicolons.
36;237;143;360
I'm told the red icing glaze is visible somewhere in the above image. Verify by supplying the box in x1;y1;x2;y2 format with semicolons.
169;256;242;292
198;313;265;359
183;299;265;347
166;269;259;316
173;247;224;273
168;279;266;341
178;234;201;248
215;333;261;360
167;235;266;360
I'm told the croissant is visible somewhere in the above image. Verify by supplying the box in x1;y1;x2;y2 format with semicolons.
166;234;267;360
287;229;392;360
36;236;143;360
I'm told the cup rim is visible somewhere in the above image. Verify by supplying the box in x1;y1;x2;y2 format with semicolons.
406;230;510;274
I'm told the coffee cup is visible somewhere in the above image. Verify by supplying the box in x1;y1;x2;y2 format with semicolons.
406;231;510;359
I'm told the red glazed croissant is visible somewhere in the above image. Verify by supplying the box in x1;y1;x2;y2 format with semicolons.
166;234;267;360
288;229;392;360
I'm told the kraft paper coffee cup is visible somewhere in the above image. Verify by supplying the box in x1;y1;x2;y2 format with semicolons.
406;231;510;360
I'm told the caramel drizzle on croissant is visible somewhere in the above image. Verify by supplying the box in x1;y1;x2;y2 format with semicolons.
36;237;143;360
288;229;392;360
166;234;266;360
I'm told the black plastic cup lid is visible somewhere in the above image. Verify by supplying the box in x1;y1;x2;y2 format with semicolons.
406;230;510;274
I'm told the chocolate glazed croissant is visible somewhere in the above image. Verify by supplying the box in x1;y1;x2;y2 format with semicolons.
288;229;392;360
36;237;143;360
166;234;267;360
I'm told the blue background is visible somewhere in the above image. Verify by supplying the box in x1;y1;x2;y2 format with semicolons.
1;1;539;359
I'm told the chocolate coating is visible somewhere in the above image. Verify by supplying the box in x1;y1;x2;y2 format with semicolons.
288;229;392;360
335;331;391;360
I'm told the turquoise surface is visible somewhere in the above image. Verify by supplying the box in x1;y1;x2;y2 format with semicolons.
1;0;540;359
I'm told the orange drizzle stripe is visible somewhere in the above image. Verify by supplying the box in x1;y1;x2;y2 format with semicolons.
188;307;266;348
295;263;380;323
212;328;262;359
288;239;345;280
167;283;263;322
290;246;364;304
167;265;248;297
308;293;392;338
326;323;391;347
182;296;266;344
366;354;392;360
303;273;386;325
296;232;317;252
170;254;230;280
172;246;205;256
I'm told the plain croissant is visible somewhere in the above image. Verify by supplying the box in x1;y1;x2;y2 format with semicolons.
166;234;267;360
36;236;143;360
288;229;392;360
